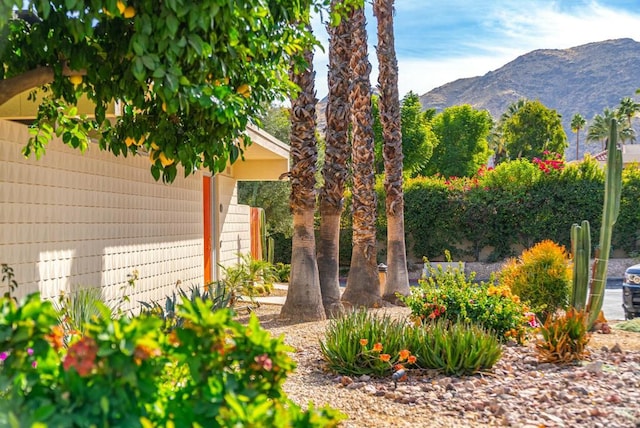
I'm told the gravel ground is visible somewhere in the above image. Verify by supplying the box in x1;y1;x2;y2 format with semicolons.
238;305;640;428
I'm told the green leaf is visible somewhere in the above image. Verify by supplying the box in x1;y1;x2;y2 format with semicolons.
166;14;179;36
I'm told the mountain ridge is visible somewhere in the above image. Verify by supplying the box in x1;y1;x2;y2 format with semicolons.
419;38;640;160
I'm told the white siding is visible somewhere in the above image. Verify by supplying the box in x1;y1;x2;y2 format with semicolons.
0;120;203;313
216;175;251;269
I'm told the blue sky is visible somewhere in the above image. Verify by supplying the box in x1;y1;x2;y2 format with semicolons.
312;0;640;99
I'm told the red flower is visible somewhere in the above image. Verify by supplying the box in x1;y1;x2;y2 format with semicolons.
63;337;98;377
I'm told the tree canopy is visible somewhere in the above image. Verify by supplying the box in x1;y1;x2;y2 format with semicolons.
0;0;322;182
373;91;436;175
423;104;492;178
501;99;568;160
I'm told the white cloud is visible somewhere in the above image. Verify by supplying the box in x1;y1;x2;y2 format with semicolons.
312;1;640;99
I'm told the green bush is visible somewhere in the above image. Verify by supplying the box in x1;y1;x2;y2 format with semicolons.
401;158;640;262
399;256;532;343
409;319;503;376
0;293;344;427
498;240;572;321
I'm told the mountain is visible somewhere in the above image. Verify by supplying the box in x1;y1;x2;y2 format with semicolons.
419;38;640;160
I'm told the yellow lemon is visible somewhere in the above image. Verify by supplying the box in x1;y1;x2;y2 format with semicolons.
158;152;174;167
69;75;83;86
236;84;251;98
116;1;126;14
123;6;136;18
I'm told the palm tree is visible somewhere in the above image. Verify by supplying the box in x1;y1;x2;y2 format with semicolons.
317;0;351;317
588;108;635;149
279;37;326;322
341;4;383;308
618;97;640;128
373;0;409;304
570;113;586;160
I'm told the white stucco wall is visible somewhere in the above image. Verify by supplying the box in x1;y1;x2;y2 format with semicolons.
0;120;204;313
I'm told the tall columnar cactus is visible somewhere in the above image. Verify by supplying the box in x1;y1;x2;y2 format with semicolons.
570;220;591;310
586;119;623;329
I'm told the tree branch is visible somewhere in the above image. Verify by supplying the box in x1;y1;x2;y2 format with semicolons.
0;67;54;106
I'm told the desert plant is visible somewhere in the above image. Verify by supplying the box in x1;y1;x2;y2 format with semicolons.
586;120;623;329
400;255;532;342
570;220;591;310
273;262;291;283
499;240;572;321
409;319;503;376
139;282;230;331
613;318;640;333
320;309;414;377
535;308;591;363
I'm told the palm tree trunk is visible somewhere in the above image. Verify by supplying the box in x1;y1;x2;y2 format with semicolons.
341;5;383;308
280;42;326;322
317;0;352;317
374;0;410;304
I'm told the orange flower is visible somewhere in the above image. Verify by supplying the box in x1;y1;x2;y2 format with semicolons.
359;338;368;346
46;325;65;351
394;364;405;371
408;355;417;364
380;353;391;362
133;343;161;365
167;331;181;347
372;343;383;353
398;349;410;361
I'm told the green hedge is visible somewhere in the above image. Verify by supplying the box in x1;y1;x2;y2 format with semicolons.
336;156;640;264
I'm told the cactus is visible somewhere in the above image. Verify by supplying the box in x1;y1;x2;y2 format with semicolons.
267;236;275;265
585;119;623;329
570;220;591;310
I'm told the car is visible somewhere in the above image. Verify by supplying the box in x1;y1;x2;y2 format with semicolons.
622;263;640;320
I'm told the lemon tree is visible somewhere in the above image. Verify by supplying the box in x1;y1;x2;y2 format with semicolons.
0;0;323;182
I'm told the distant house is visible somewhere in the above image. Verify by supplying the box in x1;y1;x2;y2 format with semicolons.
593;144;640;166
0;92;289;311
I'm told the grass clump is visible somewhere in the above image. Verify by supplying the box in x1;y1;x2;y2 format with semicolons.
613;318;640;333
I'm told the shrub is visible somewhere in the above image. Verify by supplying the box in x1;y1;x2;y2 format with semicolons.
498;240;572;321
320;309;415;377
408;320;503;376
319;309;503;378
400;256;532;343
0;293;344;427
139;282;231;332
535;308;591;363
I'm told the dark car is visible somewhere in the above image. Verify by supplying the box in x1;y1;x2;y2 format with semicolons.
622;263;640;320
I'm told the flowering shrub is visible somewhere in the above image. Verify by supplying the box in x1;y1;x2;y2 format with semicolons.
0;293;344;427
320;309;414;377
498;240;572;322
400;256;533;343
320;308;504;378
532;151;565;173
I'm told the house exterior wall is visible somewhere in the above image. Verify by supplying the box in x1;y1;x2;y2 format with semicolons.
0;120;204;313
215;174;251;270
